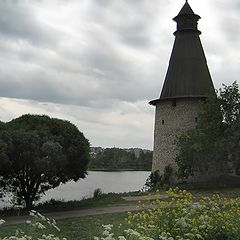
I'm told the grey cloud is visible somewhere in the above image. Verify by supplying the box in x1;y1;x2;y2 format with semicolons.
0;71;63;103
0;48;160;107
214;1;240;44
232;0;240;9
221;17;240;44
0;0;239;149
0;2;59;47
0;105;15;122
87;0;163;49
119;23;152;48
93;0;112;7
0;0;238;110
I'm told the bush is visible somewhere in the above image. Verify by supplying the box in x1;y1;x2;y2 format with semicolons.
128;188;240;239
145;165;174;190
145;170;162;190
96;188;240;240
93;188;103;198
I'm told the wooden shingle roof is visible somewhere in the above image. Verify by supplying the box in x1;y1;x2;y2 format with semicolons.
150;1;214;105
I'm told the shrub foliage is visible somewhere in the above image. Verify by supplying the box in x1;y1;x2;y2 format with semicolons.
176;82;240;180
96;188;240;240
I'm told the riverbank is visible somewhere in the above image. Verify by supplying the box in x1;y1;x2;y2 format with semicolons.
0;190;152;218
3;187;240;224
2;192;168;225
88;168;151;171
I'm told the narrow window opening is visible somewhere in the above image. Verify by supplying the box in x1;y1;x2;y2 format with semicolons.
195;117;198;122
162;120;165;125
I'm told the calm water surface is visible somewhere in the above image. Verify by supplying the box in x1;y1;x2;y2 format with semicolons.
40;171;150;202
0;171;150;208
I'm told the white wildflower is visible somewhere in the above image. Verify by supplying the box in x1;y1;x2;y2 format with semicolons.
0;219;5;225
36;222;46;229
195;234;204;239
103;224;113;231
125;229;141;237
118;236;126;240
103;230;110;236
53;225;61;232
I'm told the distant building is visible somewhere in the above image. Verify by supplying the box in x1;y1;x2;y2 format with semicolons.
149;1;214;178
90;146;104;157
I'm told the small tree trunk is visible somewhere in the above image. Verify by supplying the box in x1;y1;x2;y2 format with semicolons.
25;195;33;210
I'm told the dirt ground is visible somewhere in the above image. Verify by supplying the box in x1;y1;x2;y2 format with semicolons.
3;194;168;225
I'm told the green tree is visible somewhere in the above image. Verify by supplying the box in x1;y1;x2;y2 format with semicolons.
176;82;240;180
89;148;152;170
0;114;90;209
219;82;240;174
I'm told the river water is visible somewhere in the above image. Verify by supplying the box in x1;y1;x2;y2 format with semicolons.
0;171;151;208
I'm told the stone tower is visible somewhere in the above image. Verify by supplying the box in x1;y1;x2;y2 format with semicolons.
149;1;214;175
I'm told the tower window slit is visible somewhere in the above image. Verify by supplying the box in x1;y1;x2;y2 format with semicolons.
162;120;165;125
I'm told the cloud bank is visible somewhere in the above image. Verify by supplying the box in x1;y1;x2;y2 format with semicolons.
0;0;239;148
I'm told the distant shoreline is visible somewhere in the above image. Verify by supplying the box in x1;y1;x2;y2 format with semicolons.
88;168;151;172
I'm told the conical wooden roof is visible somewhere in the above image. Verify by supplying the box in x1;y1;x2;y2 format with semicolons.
178;1;195;15
150;1;214;105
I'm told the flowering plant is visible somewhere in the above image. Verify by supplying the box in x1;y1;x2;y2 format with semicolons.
96;188;240;240
0;210;66;240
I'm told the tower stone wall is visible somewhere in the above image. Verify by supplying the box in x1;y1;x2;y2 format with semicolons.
152;98;202;174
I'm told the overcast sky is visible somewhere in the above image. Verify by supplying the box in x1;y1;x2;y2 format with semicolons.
0;0;239;149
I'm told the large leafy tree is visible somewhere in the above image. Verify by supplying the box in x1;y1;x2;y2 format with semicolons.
0;114;90;209
176;82;240;180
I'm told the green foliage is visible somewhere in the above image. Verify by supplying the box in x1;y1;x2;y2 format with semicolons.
127;188;240;239
145;166;173;190
95;224;154;240
176;82;240;180
145;170;162;190
0;114;90;209
0;210;66;240
162;165;174;186
96;188;240;240
2;189;240;239
0;212;128;240
42;192;125;209
89;148;152;170
93;188;103;198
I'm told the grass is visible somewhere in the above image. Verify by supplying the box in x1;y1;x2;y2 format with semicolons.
0;190;150;217
0;212;128;240
37;193;127;212
2;187;240;217
2;186;240;217
2;188;240;239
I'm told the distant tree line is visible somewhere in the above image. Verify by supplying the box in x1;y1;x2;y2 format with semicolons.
89;147;152;170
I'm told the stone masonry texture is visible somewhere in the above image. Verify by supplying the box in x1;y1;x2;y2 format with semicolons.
152;98;202;175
